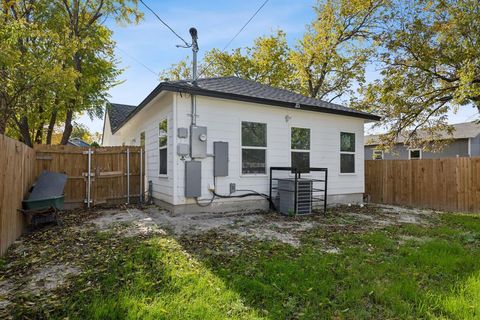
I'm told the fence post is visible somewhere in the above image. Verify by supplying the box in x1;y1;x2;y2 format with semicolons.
140;148;143;204
126;148;130;204
87;148;92;208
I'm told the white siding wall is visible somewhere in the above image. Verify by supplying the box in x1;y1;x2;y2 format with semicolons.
102;92;175;203
174;94;365;205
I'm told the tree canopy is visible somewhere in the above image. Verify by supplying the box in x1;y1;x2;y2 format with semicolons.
164;0;480;149
162;0;383;102
0;0;142;147
354;0;480;149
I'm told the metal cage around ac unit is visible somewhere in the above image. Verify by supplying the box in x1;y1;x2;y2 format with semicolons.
269;167;328;215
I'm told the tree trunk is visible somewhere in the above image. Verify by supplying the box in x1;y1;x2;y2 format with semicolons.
0;96;8;135
61;52;81;145
60;109;73;145
18;116;33;147
46;110;57;144
34;121;44;144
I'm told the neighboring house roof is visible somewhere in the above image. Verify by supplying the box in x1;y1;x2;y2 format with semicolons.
107;103;137;132
68;137;90;147
365;121;480;146
106;76;380;134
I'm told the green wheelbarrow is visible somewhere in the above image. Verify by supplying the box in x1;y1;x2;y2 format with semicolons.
20;171;67;227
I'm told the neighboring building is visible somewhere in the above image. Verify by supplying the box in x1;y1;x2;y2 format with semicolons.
102;76;380;211
365;122;480;160
68;137;90;147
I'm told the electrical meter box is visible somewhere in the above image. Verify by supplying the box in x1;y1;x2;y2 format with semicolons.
190;125;207;158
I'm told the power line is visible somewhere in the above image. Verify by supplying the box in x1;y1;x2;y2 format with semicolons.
116;46;159;76
139;0;190;47
196;0;270;80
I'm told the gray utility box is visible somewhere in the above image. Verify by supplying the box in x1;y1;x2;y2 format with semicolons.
185;161;202;197
213;141;228;177
190;125;207;158
278;178;313;215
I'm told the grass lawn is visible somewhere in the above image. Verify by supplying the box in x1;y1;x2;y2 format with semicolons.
1;207;480;319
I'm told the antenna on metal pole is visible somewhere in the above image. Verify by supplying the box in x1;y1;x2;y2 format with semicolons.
189;27;199;83
176;27;199;127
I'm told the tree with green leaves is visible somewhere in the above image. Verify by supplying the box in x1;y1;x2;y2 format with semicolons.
54;0;142;145
162;1;384;103
0;0;142;146
290;0;383;101
161;31;294;90
354;0;480;150
0;1;78;146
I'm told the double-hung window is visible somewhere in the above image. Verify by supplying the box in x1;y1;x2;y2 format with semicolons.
241;121;267;174
372;150;383;160
159;119;168;175
291;127;310;173
409;149;421;160
340;132;355;173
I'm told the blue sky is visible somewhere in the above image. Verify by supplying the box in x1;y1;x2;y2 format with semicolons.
79;0;479;134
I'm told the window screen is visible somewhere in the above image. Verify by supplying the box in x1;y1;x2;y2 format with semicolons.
241;122;267;174
340;132;355;173
159;120;168;175
291;127;310;173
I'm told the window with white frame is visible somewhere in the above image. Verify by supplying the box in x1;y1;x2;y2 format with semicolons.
291;127;310;173
409;149;421;159
159;119;168;175
241;121;267;174
372;150;383;160
340;132;355;173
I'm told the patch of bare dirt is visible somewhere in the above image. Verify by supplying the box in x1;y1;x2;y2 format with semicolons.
27;264;80;294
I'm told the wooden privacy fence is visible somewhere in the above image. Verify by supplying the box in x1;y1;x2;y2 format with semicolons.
0;135;36;255
365;157;480;212
34;145;144;208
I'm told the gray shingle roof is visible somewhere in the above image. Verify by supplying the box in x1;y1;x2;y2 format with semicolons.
107;103;136;132
365;121;480;146
107;76;380;133
68;138;90;147
166;76;378;119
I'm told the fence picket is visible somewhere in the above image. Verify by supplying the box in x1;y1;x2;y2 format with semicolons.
365;157;480;212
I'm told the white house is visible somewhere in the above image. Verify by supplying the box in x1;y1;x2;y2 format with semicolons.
102;76;380;213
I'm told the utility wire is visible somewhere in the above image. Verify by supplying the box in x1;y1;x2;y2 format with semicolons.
139;0;190;47
195;0;270;80
116;46;159;76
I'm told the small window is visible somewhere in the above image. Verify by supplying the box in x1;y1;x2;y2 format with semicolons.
159;119;168;175
409;149;421;160
291;127;310;173
241;122;267;174
372;150;383;160
140;131;145;147
340;132;355;173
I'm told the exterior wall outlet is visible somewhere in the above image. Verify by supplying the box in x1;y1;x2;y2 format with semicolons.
208;183;215;192
229;183;236;194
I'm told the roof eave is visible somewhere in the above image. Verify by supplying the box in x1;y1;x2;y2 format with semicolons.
111;82;381;133
166;84;381;121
